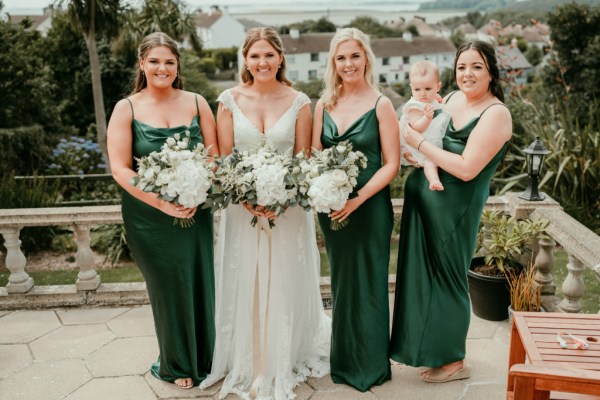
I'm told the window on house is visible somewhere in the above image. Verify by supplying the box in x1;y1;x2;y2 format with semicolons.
395;73;399;80
403;56;410;64
382;57;390;66
289;70;299;81
379;74;387;83
310;53;319;62
308;70;318;80
287;55;296;64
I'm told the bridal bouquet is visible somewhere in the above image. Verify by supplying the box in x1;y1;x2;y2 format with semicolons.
301;141;367;230
130;130;214;228
211;142;299;228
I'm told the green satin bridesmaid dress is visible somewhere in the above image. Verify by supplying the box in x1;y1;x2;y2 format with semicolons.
121;97;215;385
389;103;509;368
318;96;393;392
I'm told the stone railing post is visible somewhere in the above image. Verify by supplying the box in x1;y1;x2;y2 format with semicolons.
0;227;34;293
70;224;100;291
534;235;556;295
559;253;585;313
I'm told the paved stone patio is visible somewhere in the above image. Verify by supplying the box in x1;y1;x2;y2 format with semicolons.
0;300;510;400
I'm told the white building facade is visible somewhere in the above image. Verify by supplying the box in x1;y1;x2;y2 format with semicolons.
279;31;456;84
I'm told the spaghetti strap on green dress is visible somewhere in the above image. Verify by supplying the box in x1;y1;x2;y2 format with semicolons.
318;96;393;392
389;103;508;367
121;96;215;385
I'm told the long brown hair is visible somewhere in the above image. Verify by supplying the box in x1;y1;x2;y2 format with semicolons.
454;40;504;102
130;32;183;95
239;27;292;86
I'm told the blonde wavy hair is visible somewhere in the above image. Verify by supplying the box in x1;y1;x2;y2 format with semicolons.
321;28;378;110
239;27;292;86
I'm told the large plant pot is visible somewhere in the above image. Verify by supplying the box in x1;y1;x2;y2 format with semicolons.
467;257;510;321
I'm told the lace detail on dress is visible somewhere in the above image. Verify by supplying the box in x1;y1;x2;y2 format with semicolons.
200;88;331;400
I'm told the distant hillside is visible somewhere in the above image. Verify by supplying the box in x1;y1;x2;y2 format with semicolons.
505;0;600;11
420;0;600;12
419;0;517;12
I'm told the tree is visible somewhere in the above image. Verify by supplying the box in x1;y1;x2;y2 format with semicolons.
450;28;466;48
128;0;201;52
345;16;402;38
60;0;124;171
541;2;600;122
0;6;55;129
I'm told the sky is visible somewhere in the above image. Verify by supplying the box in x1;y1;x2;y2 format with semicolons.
3;0;427;14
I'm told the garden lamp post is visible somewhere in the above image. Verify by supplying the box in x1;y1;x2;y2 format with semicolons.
519;136;550;201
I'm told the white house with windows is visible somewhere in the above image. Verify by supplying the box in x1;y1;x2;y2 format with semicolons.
279;30;455;84
195;7;246;49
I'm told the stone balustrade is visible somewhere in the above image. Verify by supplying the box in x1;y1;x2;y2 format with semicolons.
1;193;599;313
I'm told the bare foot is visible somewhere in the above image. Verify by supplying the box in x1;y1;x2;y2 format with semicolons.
174;378;193;389
429;181;444;191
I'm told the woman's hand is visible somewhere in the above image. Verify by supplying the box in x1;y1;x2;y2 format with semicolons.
158;200;197;218
403;152;421;168
242;202;277;221
329;196;363;223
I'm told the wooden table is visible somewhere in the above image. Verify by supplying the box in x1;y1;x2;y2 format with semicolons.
507;312;600;400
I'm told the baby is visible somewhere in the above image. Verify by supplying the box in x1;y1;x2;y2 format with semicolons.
399;60;451;191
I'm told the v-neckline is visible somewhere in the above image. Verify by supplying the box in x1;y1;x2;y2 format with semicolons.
230;92;298;135
134;114;199;130
324;107;375;137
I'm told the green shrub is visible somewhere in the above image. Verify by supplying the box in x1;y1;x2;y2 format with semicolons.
0;125;52;175
0;174;60;253
91;224;130;265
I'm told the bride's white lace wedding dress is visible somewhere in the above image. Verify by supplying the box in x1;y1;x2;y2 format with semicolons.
199;88;330;400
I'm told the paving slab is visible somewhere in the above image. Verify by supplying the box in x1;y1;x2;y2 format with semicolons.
0;310;61;344
64;376;157;400
468;314;503;339
107;306;156;338
56;307;129;325
0;344;31;379
0;310;11;318
371;364;466;400
463;382;507;400
465;337;509;384
87;336;158;377
30;324;115;361
0;359;91;400
144;371;216;399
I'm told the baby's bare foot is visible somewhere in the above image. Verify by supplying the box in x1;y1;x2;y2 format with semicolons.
429;181;444;191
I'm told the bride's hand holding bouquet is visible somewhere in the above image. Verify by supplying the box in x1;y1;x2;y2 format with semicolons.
211;142;299;228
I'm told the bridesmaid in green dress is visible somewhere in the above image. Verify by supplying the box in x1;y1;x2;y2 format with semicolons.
389;40;512;383
312;28;400;392
106;33;219;389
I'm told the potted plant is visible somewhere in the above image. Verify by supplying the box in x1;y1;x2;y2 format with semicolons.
506;262;542;324
468;210;548;321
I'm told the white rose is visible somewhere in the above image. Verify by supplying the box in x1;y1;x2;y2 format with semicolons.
336;145;347;153
330;169;349;188
166;137;176;146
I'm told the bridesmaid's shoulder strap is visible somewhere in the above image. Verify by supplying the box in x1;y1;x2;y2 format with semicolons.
374;94;384;108
194;94;200;115
445;90;459;102
125;97;134;119
480;102;509;118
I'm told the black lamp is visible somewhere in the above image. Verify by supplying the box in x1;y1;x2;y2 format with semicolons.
519;136;550;201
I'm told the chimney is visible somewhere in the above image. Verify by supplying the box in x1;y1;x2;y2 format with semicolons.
510;38;518;48
43;5;54;16
290;29;300;39
402;31;413;42
208;5;219;16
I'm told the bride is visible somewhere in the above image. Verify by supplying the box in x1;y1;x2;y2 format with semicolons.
199;27;330;399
